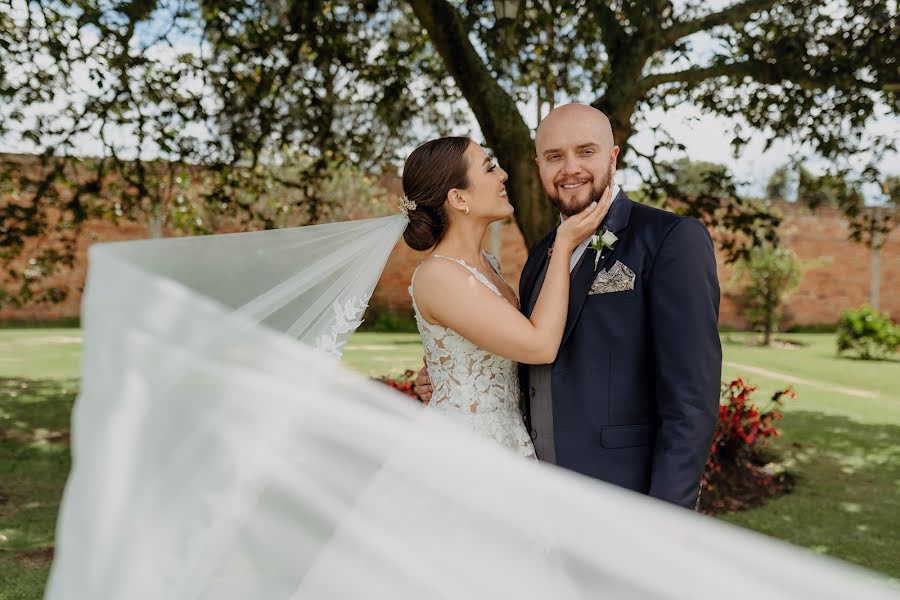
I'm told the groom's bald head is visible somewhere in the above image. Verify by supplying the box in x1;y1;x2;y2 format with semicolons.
535;103;619;217
535;103;615;153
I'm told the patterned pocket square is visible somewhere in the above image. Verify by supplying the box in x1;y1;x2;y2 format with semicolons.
589;260;635;295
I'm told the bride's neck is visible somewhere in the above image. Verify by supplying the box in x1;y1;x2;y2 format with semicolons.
432;219;491;264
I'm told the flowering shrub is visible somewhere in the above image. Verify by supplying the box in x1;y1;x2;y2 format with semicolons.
374;369;420;399
698;377;795;514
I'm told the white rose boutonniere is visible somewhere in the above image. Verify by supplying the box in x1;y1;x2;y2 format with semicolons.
589;228;618;270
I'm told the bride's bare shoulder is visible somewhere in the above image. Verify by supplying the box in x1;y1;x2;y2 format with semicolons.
413;256;471;290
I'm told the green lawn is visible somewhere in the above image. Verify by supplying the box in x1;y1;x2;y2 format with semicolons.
0;329;82;380
341;332;426;378
1;329;898;598
720;332;900;424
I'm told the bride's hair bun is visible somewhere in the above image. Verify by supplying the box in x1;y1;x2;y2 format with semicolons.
401;137;471;251
403;207;445;252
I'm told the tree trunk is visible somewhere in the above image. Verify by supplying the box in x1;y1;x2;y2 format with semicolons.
404;0;648;248
503;144;554;248
147;206;164;239
763;292;775;346
405;0;556;248
870;207;882;310
592;59;644;163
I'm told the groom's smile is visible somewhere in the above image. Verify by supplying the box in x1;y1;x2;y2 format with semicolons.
559;180;589;190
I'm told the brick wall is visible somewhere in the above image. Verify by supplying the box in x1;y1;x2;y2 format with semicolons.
2;197;896;328
717;202;898;327
370;201;898;329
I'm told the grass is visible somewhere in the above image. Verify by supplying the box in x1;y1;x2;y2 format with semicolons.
0;329;898;598
0;329;82;380
720;332;900;424
720;410;900;577
716;333;900;578
341;332;425;378
0;378;76;600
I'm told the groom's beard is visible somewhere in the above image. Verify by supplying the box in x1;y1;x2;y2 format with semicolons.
548;164;613;217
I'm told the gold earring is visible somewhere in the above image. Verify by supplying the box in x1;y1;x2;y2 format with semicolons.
465;205;470;216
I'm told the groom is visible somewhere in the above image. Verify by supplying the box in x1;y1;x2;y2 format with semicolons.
418;103;721;509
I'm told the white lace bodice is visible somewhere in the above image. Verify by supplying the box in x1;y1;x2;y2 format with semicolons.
409;252;536;459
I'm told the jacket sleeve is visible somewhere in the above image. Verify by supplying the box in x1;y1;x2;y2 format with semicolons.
647;218;722;508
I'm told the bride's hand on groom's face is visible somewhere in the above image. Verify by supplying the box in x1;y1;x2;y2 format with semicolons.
555;185;613;252
414;359;432;405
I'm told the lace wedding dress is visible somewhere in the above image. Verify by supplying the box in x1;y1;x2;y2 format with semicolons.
410;251;536;458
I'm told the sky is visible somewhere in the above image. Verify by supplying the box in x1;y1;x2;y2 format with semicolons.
1;0;896;203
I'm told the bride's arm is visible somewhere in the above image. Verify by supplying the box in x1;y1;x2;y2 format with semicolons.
414;193;610;365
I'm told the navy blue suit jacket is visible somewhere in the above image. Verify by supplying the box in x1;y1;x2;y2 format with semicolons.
518;191;722;508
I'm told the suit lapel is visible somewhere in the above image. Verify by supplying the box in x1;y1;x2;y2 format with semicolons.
560;190;633;348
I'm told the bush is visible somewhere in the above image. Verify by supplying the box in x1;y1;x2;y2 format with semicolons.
371;312;419;333
785;323;837;333
359;306;419;333
698;378;795;514
0;317;81;328
837;306;899;360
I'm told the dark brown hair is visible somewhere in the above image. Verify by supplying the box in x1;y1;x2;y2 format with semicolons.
402;136;472;251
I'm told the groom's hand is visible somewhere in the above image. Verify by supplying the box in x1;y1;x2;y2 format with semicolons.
414;359;432;405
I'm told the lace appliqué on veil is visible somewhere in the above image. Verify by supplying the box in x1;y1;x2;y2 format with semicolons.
313;296;368;360
409;252;535;459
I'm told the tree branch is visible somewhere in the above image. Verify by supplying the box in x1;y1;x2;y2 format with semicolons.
660;0;780;47
641;62;753;91
641;61;883;94
403;0;531;155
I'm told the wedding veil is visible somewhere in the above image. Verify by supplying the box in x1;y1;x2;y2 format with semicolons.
44;214;898;599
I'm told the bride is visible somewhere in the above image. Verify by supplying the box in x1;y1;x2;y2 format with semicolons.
401;137;610;456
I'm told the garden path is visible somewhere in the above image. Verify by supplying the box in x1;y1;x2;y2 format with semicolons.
722;361;880;399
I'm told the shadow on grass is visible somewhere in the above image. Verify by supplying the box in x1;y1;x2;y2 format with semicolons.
721;410;900;578
391;339;426;346
834;354;900;364
721;334;811;348
0;378;77;440
0;377;76;599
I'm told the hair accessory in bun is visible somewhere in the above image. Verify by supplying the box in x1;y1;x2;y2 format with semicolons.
397;195;417;217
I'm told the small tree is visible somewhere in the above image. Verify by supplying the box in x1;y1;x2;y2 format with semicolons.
734;246;802;345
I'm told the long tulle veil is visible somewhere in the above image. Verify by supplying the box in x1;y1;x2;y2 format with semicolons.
45;214;898;599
